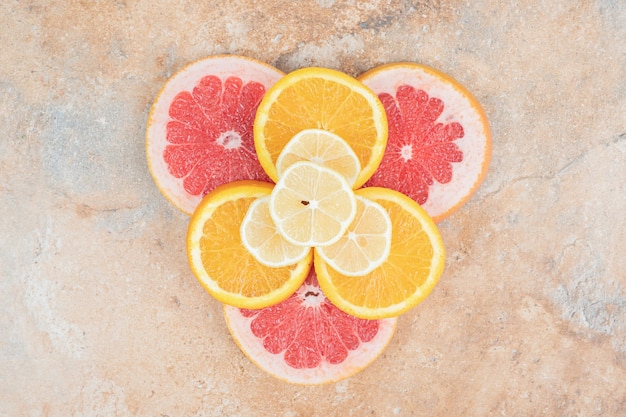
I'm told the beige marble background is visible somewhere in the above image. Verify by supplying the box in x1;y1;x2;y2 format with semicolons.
1;0;625;415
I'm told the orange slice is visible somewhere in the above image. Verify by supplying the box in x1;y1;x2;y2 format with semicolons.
187;180;312;309
275;128;362;187
224;269;397;385
315;187;446;319
358;62;491;223
254;67;388;188
240;196;311;267
269;161;357;247
315;195;392;276
146;55;284;215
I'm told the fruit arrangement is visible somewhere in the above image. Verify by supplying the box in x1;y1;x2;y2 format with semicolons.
146;55;491;384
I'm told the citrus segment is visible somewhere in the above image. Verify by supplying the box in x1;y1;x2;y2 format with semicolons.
269;161;357;247
224;270;397;385
315;187;445;319
240;196;312;267
315;196;392;276
254;67;388;188
358;62;491;223
275;129;362;187
147;55;284;215
187;180;312;309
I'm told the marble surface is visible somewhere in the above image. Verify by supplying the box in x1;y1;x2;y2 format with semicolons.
1;1;625;415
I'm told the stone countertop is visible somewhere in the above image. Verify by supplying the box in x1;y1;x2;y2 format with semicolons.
1;1;625;415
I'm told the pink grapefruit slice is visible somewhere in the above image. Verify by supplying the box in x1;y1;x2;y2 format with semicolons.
358;62;491;223
224;269;397;385
146;55;285;215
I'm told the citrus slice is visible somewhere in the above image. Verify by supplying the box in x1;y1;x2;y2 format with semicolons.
358;62;491;223
146;55;284;215
187;180;312;309
269;161;357;247
315;196;392;276
223;269;397;385
315;187;446;319
275;128;362;187
240;196;311;267
254;67;388;188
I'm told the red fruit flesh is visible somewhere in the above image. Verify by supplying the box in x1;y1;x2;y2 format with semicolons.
164;75;272;198
240;271;380;370
365;85;464;205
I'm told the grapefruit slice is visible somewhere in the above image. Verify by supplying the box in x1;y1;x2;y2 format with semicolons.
358;62;491;223
224;269;397;385
146;55;285;215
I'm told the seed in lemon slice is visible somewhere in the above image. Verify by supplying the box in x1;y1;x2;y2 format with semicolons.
315;187;446;319
240;196;311;267
187;180;312;309
358;62;491;223
315;195;392;276
269;161;357;247
275;128;362;187
254;67;388;188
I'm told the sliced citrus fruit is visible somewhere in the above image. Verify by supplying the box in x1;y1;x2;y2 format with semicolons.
315;195;392;276
224;269;397;385
275;128;362;187
315;187;445;319
358;62;491;223
146;55;284;215
187;180;312;309
269;161;357;247
254;67;388;188
240;196;311;267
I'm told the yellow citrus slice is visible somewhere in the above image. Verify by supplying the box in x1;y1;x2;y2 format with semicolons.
240;196;312;267
254;67;388;188
187;180;312;309
275;128;362;187
146;54;284;215
315;187;446;319
269;161;357;247
358;62;491;223
315;195;392;276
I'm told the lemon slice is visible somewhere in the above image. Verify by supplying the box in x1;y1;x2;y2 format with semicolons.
275;129;362;187
315;196;392;276
240;196;312;267
269;161;357;247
